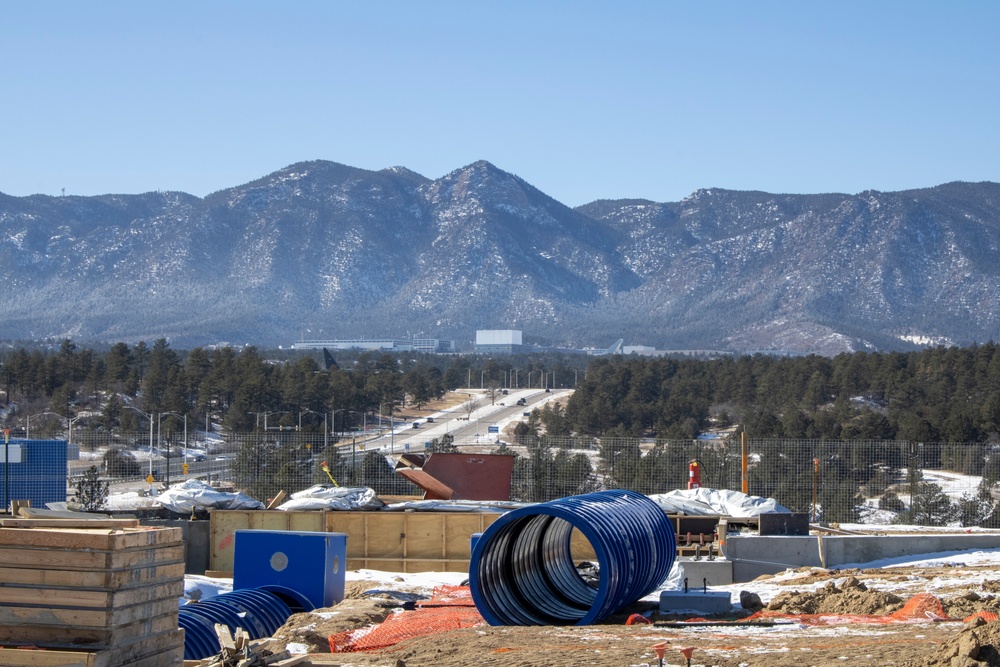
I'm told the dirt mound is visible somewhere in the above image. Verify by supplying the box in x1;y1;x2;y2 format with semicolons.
915;618;1000;666
766;576;905;615
258;586;428;654
944;592;1000;620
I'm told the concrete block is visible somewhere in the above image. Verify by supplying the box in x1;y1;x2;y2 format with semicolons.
677;558;733;586
660;590;733;615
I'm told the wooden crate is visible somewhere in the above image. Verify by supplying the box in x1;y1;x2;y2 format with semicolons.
0;526;184;655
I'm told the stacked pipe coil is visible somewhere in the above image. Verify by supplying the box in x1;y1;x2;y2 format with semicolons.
179;587;314;660
469;489;676;626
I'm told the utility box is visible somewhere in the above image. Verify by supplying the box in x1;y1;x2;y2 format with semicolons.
233;530;346;611
0;439;67;510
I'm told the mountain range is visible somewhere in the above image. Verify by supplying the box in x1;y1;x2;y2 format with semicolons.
2;160;999;355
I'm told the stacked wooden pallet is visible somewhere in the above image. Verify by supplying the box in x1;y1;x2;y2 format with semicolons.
0;518;185;667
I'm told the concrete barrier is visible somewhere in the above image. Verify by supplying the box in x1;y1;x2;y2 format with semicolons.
725;532;1000;582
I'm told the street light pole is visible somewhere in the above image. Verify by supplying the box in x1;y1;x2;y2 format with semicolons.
68;414;85;448
124;406;155;481
158;412;186;488
26;411;61;440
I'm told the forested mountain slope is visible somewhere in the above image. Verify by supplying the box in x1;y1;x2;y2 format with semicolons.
2;160;999;354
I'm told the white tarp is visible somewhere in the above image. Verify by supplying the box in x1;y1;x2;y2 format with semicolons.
647;488;790;517
154;479;264;513
276;485;384;511
382;499;529;513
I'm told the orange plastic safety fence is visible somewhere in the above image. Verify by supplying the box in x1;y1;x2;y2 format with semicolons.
329;586;484;653
742;593;955;626
415;584;477;608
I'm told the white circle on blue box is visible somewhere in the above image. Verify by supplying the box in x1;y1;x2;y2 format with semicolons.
332;555;339;574
270;551;289;572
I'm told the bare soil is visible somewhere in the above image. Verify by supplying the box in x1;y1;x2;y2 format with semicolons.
256;565;1000;667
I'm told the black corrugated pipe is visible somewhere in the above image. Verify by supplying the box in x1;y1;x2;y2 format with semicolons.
469;489;676;625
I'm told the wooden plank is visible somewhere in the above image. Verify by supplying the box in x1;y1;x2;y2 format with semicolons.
0;579;184;609
0;526;183;551
0;596;179;628
0;562;185;590
0;629;184;667
265;490;288;510
0;518;142;529
0;611;180;648
0;544;186;571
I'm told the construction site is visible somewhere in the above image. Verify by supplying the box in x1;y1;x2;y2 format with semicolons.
4;392;1000;666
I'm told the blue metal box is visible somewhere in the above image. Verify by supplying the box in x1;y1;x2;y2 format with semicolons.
233;530;346;610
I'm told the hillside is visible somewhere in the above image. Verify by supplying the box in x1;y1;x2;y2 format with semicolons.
2;162;999;353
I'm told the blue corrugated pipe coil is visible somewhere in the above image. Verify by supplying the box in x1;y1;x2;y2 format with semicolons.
179;586;314;660
469;489;676;625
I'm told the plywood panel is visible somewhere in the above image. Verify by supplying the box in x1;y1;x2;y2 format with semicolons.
288;511;325;532
325;513;370;559
402;514;446;560
444;514;494;559
248;511;294;531
569;526;597;561
210;511;252;573
365;513;406;558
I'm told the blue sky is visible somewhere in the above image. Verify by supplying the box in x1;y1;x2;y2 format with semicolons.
2;2;998;205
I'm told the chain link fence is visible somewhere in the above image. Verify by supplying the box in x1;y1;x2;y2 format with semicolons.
3;429;995;527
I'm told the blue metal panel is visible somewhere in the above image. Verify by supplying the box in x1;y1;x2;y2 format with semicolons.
0;439;68;509
233;530;346;610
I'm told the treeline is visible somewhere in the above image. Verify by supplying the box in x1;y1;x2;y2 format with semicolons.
4;338;1000;445
0;339;587;436
565;345;1000;442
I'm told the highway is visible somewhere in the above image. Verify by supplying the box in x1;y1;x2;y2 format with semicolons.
338;388;573;458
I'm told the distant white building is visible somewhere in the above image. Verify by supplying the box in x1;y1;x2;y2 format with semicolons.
291;338;456;353
474;329;523;354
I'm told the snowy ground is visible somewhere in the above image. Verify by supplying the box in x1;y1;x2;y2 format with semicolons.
182;543;1000;613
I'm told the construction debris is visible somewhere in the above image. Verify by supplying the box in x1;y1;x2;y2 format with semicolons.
185;624;329;667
